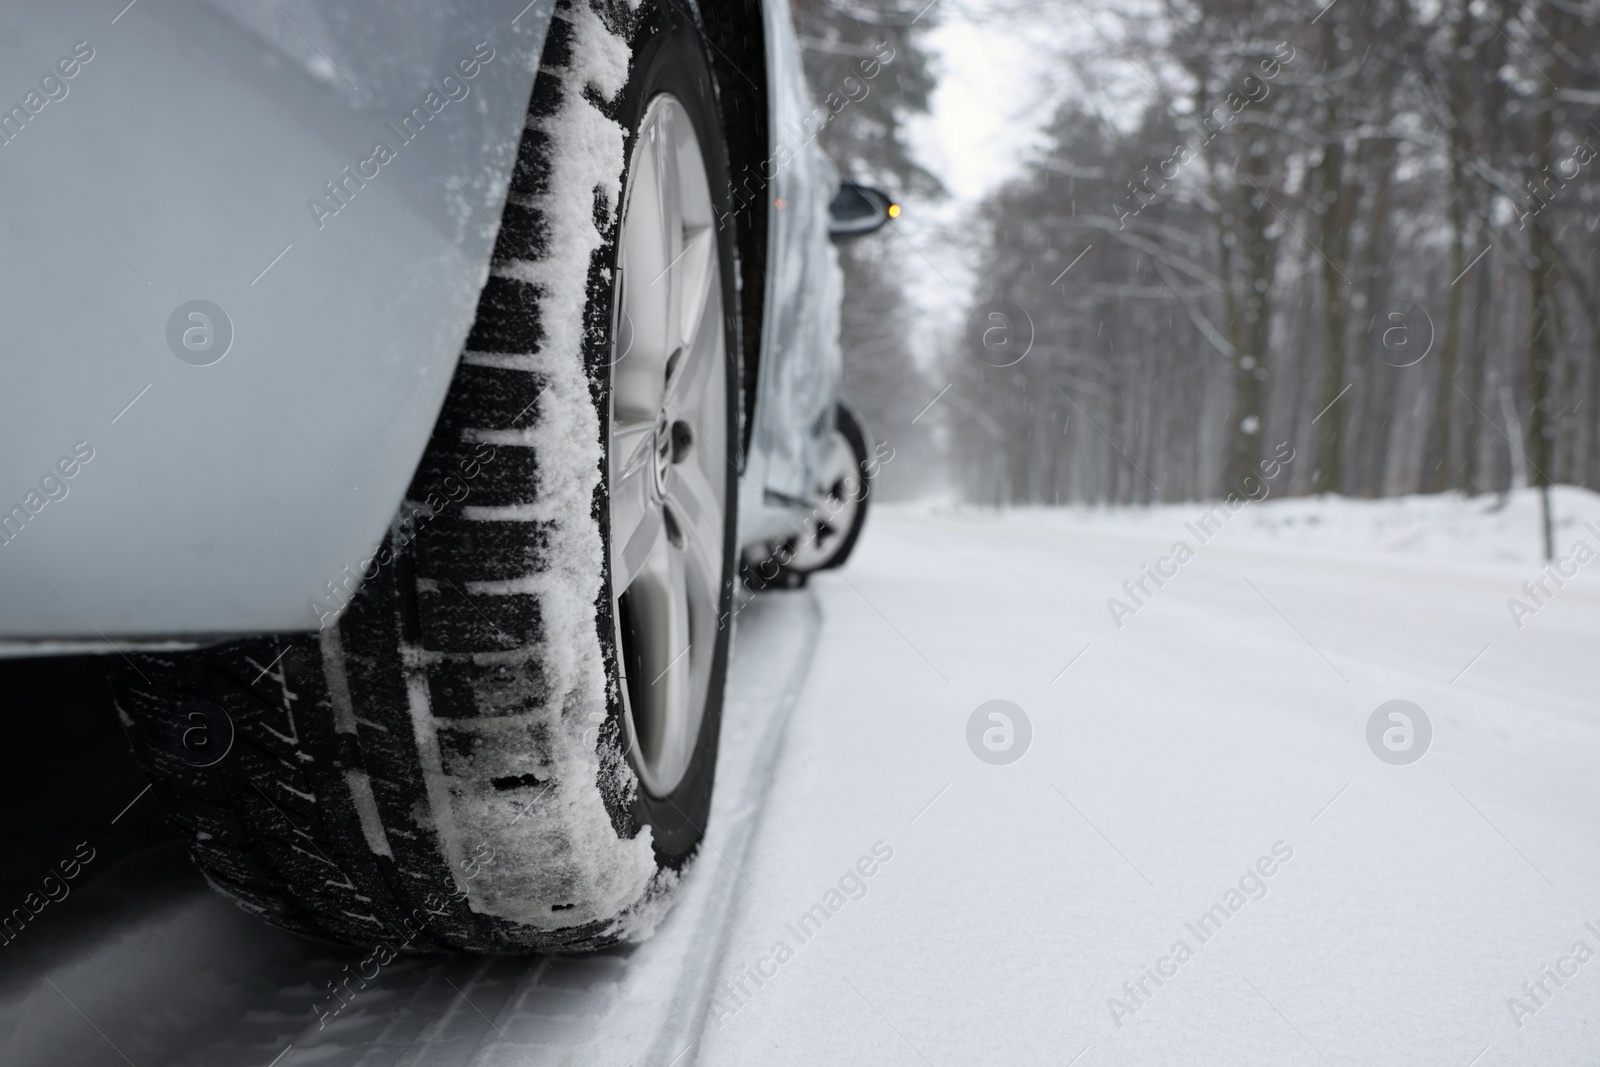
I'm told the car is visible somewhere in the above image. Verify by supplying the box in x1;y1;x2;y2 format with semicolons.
0;0;892;953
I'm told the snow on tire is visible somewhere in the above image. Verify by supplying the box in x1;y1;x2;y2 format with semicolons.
114;0;741;955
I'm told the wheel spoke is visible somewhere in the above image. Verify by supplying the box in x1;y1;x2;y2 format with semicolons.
651;543;692;776
665;283;722;419
621;530;691;774
612;421;655;480
614;500;663;595
673;226;715;355
654;104;685;361
665;460;724;609
616;136;671;420
608;422;657;587
667;102;714;356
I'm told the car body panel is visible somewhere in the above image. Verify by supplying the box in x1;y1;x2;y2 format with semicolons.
0;0;843;649
735;0;843;547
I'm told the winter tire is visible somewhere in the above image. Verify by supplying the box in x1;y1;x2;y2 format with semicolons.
113;0;741;954
774;401;874;577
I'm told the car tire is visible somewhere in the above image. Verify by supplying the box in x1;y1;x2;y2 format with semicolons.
112;0;741;954
752;402;873;588
799;402;874;572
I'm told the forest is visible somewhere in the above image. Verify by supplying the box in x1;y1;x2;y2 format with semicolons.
796;0;1600;522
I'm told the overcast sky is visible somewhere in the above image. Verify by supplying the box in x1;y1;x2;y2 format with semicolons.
892;7;1071;359
912;10;1058;203
891;5;1159;355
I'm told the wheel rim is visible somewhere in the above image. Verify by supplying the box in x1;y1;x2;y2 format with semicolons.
784;429;863;571
608;93;727;799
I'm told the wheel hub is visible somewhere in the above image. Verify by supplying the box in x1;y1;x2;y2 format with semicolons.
651;413;673;500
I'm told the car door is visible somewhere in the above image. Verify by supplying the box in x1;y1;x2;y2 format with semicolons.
752;0;843;505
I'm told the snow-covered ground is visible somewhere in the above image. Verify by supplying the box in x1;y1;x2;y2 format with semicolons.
6;488;1598;1065
697;488;1600;1066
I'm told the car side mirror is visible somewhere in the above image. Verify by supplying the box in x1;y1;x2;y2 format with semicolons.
828;182;898;240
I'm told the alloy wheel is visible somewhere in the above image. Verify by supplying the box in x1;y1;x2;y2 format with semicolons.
607;93;728;799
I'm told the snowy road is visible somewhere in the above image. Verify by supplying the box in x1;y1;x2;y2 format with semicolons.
6;490;1600;1065
697;490;1600;1067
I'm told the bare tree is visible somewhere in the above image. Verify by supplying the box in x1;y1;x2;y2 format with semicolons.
941;0;1600;513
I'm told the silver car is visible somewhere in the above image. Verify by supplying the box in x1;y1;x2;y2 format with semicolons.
1;0;891;952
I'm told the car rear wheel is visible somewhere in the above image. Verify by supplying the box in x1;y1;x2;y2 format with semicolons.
113;0;739;954
764;402;874;582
